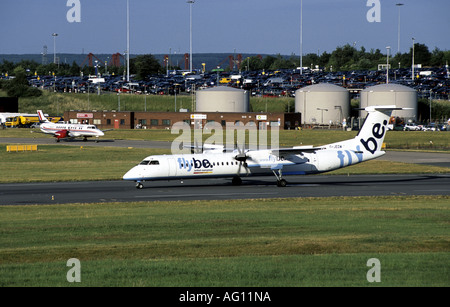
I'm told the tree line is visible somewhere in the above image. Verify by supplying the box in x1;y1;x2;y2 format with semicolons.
244;43;450;72
1;43;449;81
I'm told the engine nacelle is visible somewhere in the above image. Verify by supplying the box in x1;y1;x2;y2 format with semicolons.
54;130;69;139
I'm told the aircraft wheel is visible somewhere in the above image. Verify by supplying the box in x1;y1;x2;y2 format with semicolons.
136;182;144;189
277;179;287;187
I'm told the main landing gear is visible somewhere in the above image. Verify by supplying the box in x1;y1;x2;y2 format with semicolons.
272;169;287;187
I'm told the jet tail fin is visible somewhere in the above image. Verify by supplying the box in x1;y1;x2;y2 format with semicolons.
356;105;405;155
37;110;50;123
327;105;408;156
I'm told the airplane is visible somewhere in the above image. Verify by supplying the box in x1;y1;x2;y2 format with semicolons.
123;105;403;189
36;110;108;142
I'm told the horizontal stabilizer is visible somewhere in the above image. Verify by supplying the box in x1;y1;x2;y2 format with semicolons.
356;105;412;112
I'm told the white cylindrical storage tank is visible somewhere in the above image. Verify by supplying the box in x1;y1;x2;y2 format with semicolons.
196;86;249;112
295;83;350;125
360;84;417;119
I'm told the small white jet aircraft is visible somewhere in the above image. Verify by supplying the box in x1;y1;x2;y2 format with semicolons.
37;110;106;142
124;106;402;188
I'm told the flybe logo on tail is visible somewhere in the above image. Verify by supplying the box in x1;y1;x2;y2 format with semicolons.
177;157;213;172
360;120;387;154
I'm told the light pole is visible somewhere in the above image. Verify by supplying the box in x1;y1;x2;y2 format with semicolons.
52;33;58;64
396;3;404;54
187;0;195;73
126;0;130;82
300;0;303;75
386;46;391;84
412;38;415;81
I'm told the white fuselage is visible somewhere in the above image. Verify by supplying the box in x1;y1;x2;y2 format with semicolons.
122;149;384;182
40;122;104;138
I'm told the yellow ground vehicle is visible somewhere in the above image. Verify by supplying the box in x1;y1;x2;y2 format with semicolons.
6;115;62;128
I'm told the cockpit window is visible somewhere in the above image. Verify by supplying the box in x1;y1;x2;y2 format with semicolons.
139;160;159;165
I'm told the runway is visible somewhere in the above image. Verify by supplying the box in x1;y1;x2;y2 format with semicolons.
0;174;449;205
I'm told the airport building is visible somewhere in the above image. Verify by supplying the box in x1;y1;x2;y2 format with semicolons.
63;110;301;130
64;85;300;130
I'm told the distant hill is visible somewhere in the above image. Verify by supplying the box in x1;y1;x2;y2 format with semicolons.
0;53;268;72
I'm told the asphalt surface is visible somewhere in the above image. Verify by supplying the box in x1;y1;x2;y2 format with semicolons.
1;137;449;205
0;174;449;205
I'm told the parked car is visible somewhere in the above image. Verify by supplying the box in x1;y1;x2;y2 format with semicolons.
422;123;440;131
403;123;422;131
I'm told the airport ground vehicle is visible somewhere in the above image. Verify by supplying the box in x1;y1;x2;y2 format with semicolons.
6;115;62;128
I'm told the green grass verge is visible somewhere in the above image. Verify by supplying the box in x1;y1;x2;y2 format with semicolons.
0;196;448;286
2;126;450;150
0;145;168;183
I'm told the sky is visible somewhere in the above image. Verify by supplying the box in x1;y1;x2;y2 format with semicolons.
0;0;449;57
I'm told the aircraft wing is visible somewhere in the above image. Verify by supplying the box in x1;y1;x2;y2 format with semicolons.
183;143;226;153
270;146;324;156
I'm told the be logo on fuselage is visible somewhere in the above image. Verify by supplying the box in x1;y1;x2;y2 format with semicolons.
177;157;213;172
360;120;387;154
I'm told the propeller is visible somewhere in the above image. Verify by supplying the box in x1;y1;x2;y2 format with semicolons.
234;144;250;176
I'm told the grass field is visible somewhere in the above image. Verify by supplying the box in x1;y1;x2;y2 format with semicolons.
2;90;293;115
0;196;449;286
0;126;449;288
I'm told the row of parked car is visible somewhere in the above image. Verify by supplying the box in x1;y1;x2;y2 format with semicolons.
402;122;449;131
25;65;449;100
